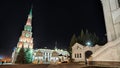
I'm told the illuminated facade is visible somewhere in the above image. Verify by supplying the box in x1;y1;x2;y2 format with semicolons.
12;9;33;63
32;48;70;64
17;9;33;49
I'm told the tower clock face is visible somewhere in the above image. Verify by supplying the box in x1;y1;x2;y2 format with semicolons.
26;33;30;37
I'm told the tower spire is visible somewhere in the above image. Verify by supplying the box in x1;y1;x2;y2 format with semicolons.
29;7;32;18
54;41;58;51
26;7;32;26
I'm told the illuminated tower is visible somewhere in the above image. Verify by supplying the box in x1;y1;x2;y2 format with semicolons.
17;9;33;49
12;8;33;63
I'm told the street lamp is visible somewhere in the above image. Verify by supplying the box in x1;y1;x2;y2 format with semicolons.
86;41;92;46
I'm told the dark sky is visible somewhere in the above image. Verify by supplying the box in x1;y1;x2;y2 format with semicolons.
0;0;106;57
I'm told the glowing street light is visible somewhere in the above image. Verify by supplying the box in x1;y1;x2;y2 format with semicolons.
86;41;92;46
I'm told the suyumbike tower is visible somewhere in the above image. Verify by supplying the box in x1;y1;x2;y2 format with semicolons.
12;8;33;63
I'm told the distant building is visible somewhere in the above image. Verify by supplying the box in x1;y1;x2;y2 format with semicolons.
0;57;11;63
33;48;70;64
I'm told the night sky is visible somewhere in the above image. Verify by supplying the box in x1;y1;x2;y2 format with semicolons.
0;0;107;57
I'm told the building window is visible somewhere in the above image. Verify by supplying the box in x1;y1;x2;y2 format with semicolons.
79;53;81;58
44;52;45;55
43;56;45;59
77;54;79;58
77;46;81;50
77;46;79;49
75;54;76;58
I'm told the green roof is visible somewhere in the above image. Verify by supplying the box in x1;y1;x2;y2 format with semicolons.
29;8;32;16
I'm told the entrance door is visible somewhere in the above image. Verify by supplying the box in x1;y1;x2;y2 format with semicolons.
46;58;48;62
85;51;93;64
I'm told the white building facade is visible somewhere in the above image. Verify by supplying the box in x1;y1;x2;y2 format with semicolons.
32;48;70;64
72;43;102;62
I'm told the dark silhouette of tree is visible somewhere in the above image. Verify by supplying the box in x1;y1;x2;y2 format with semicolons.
15;46;33;64
78;29;84;45
15;46;26;64
78;29;99;46
68;34;77;60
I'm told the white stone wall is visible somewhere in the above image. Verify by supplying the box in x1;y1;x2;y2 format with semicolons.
90;0;120;62
72;43;102;62
92;37;120;61
101;0;120;41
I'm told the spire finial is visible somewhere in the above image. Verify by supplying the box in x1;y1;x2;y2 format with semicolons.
54;41;58;50
29;5;33;16
28;6;33;18
26;6;33;25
